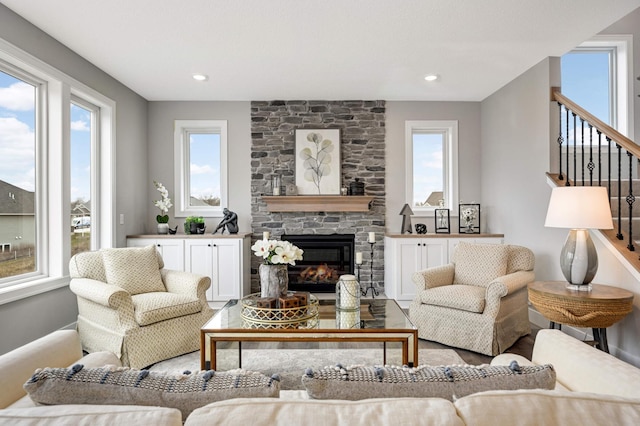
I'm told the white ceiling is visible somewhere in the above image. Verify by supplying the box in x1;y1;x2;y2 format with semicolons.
2;0;640;101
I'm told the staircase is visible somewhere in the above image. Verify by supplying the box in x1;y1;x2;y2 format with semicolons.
549;88;640;275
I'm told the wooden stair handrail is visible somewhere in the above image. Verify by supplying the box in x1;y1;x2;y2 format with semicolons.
551;87;640;159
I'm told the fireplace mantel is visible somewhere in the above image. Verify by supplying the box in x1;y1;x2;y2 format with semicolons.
262;195;374;212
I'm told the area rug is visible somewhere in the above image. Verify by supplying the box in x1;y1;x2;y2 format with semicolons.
149;348;467;390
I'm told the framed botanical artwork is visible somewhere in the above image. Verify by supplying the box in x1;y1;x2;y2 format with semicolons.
434;208;450;234
295;129;341;195
458;203;480;234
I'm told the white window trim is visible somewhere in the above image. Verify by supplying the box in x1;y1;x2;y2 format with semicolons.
405;120;459;215
174;119;228;217
574;35;634;140
0;37;115;305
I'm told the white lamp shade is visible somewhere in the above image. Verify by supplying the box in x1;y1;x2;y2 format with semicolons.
545;186;613;230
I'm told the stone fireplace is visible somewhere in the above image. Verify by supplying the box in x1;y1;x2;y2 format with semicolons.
250;100;386;294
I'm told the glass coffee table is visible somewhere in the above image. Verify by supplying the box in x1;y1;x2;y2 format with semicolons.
200;297;418;370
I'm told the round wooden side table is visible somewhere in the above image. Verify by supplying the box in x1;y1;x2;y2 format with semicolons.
528;281;634;353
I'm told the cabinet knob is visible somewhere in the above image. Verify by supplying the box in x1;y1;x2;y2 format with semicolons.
208;244;212;247
157;244;161;247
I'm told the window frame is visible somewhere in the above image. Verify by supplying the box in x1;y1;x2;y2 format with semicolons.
0;37;115;304
564;35;634;140
173;119;228;218
405;120;459;215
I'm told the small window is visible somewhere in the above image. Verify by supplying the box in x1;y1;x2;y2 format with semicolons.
174;120;227;217
405;120;458;213
561;35;633;140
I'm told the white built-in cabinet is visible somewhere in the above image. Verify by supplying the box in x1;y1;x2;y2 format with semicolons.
384;234;504;308
126;237;185;271
127;234;251;308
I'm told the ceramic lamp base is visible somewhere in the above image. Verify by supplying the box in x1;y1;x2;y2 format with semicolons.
560;229;598;285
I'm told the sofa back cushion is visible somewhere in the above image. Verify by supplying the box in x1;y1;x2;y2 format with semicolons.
102;245;166;294
184;397;462;426
302;363;555;401
24;365;280;421
452;242;508;287
454;389;640;426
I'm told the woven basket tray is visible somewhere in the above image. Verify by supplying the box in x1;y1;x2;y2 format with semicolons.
240;293;319;329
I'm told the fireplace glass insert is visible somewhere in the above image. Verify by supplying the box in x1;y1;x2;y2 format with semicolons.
282;234;355;292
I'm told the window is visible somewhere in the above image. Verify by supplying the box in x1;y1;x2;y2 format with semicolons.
0;38;115;300
0;68;38;280
405;120;458;213
70;97;99;256
561;35;633;140
174;120;227;217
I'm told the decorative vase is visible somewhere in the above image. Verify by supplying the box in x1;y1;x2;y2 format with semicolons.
259;264;289;298
157;223;169;234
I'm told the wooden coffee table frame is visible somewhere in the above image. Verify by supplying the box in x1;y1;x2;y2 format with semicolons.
200;300;418;370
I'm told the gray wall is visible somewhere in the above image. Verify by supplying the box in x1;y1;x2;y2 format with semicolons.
0;4;148;354
146;102;252;234
480;57;640;366
385;102;482;233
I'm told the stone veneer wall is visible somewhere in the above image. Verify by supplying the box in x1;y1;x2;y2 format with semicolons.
250;100;386;294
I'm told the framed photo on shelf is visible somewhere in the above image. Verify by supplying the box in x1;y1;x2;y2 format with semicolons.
434;208;450;234
458;203;480;234
295;129;341;195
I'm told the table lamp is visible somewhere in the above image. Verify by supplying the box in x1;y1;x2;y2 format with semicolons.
544;186;613;291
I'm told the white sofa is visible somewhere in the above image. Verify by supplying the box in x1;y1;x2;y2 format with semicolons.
1;329;639;425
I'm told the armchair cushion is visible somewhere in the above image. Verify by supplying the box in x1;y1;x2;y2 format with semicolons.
453;243;508;287
102;245;166;295
420;285;486;313
131;292;202;326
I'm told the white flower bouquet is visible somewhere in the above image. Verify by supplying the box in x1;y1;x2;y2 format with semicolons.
251;239;304;266
153;181;173;223
461;207;477;224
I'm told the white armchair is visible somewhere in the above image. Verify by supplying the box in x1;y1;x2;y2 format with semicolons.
409;242;534;356
69;245;214;369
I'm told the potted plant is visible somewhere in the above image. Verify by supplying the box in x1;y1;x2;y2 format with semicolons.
153;181;172;234
184;216;205;234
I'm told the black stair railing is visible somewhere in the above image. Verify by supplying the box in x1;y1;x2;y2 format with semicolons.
552;88;640;258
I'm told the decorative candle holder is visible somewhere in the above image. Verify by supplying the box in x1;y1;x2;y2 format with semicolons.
361;241;379;298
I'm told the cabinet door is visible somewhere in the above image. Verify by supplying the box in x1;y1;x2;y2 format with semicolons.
184;239;216;300
126;238;155;248
394;239;423;301
157;239;184;271
126;238;184;271
211;239;241;301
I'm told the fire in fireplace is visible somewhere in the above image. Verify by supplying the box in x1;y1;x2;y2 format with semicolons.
282;234;355;292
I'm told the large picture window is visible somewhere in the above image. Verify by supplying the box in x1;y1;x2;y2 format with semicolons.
174;120;228;217
0;68;38;280
0;39;114;300
405;120;458;213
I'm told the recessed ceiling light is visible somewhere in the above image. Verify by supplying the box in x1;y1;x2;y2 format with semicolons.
192;74;208;82
424;74;439;82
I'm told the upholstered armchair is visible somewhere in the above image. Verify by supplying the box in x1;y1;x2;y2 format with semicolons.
409;242;534;356
69;245;214;369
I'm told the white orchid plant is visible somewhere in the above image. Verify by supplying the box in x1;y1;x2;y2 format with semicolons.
153;181;173;223
251;239;304;266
